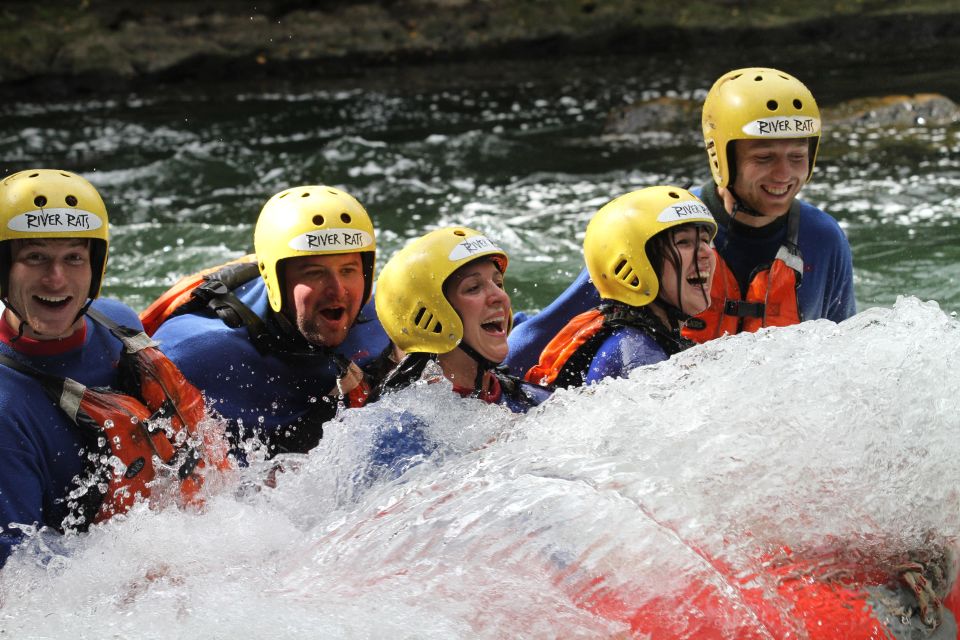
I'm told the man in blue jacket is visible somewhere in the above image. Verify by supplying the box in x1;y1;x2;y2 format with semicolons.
0;169;144;567
151;185;388;458
507;67;855;375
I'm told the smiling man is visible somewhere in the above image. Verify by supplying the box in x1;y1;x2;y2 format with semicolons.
0;169;145;566
151;186;380;456
682;66;856;342
505;67;856;376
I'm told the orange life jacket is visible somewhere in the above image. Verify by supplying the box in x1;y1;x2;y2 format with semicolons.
683;209;803;344
525;309;607;387
141;257;370;409
0;310;232;529
140;255;259;336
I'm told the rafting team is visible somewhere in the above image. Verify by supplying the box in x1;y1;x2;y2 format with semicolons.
6;67;939;636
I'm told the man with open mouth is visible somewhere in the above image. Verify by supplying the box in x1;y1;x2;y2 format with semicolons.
149;185;384;458
0;169;227;568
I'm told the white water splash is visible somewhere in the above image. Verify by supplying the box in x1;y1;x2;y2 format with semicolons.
2;296;959;639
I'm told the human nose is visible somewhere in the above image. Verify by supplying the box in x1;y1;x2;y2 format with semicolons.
42;259;68;286
770;154;793;179
488;284;510;308
324;274;347;298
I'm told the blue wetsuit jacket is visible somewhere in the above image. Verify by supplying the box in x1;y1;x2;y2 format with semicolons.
0;299;142;567
152;277;389;455
580;326;668;384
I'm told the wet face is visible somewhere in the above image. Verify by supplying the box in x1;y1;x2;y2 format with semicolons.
657;226;716;316
732;138;810;218
283;252;365;348
445;258;511;364
4;239;92;340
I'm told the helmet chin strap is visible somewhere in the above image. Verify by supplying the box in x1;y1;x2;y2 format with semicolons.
455;340;501;397
727;187;765;219
2;301;28;342
1;295;94;343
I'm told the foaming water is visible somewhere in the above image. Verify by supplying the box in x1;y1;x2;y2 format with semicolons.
2;297;958;638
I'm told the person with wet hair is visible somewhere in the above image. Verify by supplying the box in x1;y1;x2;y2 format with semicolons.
526;186;716;387
371;226;551;411
506;66;855;375
146;185;387;458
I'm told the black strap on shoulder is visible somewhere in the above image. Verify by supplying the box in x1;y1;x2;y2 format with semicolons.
85;307;157;353
601;302;693;357
0;351;68;394
367;351;434;403
493;368;544;406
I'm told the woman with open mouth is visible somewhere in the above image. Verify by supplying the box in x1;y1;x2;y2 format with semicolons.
525;185;717;388
370;226;552;412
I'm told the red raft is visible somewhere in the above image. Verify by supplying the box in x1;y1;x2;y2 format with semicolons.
558;543;960;639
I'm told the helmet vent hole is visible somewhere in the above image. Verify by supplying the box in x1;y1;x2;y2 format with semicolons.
65;195;78;206
454;230;466;236
278;193;289;199
668;191;680;199
414;307;442;333
614;259;641;289
301;192;310;198
766;100;778;111
340;213;351;223
28;172;39;178
34;195;47;207
754;75;763;81
793;99;803;109
313;214;325;226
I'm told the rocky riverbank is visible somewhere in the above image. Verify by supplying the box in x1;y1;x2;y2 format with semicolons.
2;0;959;97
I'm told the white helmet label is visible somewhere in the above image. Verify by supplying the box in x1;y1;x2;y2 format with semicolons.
6;208;103;233
288;228;373;252
657;200;714;224
449;235;501;262
742;116;820;137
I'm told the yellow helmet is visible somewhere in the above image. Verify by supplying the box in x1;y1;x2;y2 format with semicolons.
584;186;717;307
702;67;821;188
0;169;110;301
253;185;376;313
375;226;508;355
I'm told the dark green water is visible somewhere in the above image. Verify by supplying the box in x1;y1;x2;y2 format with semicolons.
3;52;959;315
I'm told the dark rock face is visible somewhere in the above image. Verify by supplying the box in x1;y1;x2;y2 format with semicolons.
1;1;958;95
605;97;701;135
824;95;960;128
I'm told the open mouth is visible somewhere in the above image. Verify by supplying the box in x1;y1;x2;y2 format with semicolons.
481;317;505;334
686;274;709;287
34;295;72;309
763;184;791;196
319;307;346;322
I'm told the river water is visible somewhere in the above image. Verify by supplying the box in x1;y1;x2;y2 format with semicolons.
2;50;960;638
